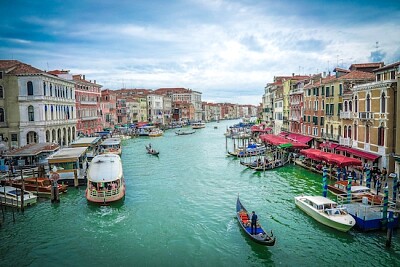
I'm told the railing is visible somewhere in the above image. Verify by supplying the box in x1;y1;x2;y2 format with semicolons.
89;188;120;197
322;133;340;141
339;111;354;119
339;137;352;147
358;112;374;120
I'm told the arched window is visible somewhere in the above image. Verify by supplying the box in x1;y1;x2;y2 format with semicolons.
366;125;370;143
366;94;371;112
343;125;347;138
28;105;34;121
50;84;53;96
0;108;4;122
381;92;386;113
349;101;352;111
330;125;333;135
26;131;38;144
348;126;352;140
43;82;46;96
27;81;33;95
344;101;348;112
378;123;385;146
0;86;3;98
354;123;357;140
354;96;358;112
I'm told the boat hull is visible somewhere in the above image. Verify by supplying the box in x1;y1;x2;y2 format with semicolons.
294;197;354;232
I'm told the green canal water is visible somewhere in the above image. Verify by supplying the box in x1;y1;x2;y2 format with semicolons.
1;119;400;266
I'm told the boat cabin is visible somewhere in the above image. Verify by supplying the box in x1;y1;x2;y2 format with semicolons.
99;138;122;156
70;137;102;162
46;147;88;186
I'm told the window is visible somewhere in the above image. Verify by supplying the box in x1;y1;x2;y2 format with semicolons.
320;117;324;126
330;104;334;115
354;96;358;112
339;84;343;96
366;125;370;143
43;82;46;96
337;103;342;115
349;101;352;112
378;123;385;146
377;73;381;81
0;108;4;122
330;125;333;135
28;105;34;121
381;92;386;113
27;81;33;95
331;86;334;96
0;86;3;98
366;94;371;112
338;125;342;137
0;71;3;79
344;125;347;138
348;126;352;140
50;84;53;96
326;87;330;97
11;134;17;142
354;123;357;140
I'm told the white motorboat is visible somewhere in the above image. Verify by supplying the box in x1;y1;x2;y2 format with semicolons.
0;185;37;208
294;195;355;232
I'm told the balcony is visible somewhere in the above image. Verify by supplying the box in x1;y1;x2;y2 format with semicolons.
322;133;340;141
339;137;352;147
339;111;354;120
358;112;374;120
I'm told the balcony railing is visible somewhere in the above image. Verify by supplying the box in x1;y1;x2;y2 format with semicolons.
322;133;340;141
358;112;374;120
339;137;352;147
339;111;354;119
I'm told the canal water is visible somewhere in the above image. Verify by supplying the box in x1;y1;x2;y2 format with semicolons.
1;119;400;266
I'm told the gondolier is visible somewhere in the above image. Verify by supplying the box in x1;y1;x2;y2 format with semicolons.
251;211;258;235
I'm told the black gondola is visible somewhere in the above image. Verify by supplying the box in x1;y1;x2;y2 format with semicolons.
145;145;159;156
236;196;276;246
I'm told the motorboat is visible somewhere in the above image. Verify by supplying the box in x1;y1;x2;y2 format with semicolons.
0;185;37;208
10;177;68;197
327;181;382;204
294;195;355;232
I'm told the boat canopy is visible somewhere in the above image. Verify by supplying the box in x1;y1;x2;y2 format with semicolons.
87;154;123;183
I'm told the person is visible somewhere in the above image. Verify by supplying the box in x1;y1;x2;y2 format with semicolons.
381;167;387;181
251;211;258;235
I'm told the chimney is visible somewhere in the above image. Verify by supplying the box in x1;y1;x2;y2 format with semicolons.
94;80;96;84
292;73;295;77
83;75;86;80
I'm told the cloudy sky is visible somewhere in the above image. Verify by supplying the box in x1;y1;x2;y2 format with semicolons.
1;0;399;105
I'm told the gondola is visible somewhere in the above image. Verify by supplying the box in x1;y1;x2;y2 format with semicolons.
236;196;276;246
175;129;196;135
145;145;159;156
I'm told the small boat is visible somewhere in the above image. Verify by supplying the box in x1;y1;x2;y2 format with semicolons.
247;159;289;171
0;185;37;207
327;181;382;204
227;144;266;158
86;154;125;204
175;129;196;135
11;177;68;197
145;145;159;156
100;137;122;156
236;196;276;246
191;122;206;129
148;129;164;137
294;195;355;232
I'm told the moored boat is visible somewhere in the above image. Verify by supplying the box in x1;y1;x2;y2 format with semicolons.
227;144;266;158
148;129;164;137
0;185;37;207
294;195;355;232
236;196;276;246
327;181;382;204
85;154;125;204
10;177;68;197
100;137;122;156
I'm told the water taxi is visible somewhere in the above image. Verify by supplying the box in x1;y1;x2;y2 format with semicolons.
85;154;125;204
294;195;355;232
148;128;164;137
327;181;382;204
0;185;37;207
191;122;206;129
100;137;122;156
11;177;68;197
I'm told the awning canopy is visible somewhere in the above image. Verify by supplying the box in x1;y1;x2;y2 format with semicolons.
260;134;309;149
339;147;381;161
319;142;340;150
300;148;362;167
251;125;273;132
287;133;313;144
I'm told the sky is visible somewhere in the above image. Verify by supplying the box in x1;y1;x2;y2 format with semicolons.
1;0;399;105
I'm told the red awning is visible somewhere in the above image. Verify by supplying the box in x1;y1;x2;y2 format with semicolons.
300;148;362;167
260;134;308;148
340;147;381;161
287;133;313;143
279;132;289;137
319;142;340;150
335;146;348;152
